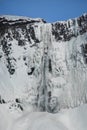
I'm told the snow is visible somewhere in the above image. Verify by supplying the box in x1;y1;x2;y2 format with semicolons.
0;14;87;109
0;14;87;130
0;62;14;100
48;31;87;109
0;104;87;130
0;15;45;23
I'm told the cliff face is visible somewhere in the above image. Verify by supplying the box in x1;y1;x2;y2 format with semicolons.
0;14;87;113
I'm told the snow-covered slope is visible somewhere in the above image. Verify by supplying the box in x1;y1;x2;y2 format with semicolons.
0;14;87;114
0;103;87;130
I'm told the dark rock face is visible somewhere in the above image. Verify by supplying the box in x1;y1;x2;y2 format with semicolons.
81;44;87;64
52;14;87;41
0;17;46;28
0;95;5;104
1;38;16;75
0;17;41;75
28;26;40;43
48;59;52;72
27;67;35;75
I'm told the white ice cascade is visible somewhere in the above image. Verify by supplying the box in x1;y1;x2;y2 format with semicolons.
38;24;53;111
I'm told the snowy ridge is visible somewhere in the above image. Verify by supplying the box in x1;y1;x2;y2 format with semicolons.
0;15;43;21
0;15;46;27
0;13;87;114
0;15;46;22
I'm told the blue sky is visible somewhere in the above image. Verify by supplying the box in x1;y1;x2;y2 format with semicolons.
0;0;87;22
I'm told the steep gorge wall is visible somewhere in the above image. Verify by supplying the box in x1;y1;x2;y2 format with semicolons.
0;14;87;113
